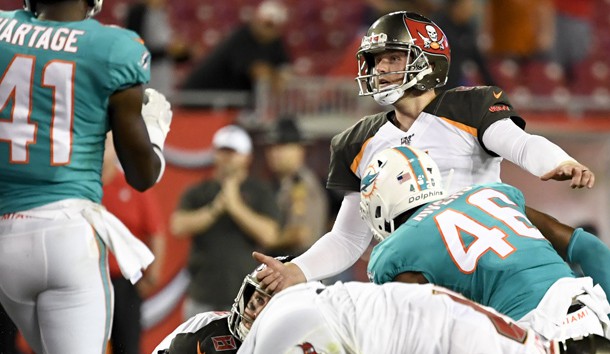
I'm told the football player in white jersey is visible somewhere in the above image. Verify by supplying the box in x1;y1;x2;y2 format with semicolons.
238;281;610;354
253;11;610;299
157;256;610;354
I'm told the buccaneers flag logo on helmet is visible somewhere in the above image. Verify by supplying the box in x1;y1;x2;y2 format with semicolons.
402;15;449;55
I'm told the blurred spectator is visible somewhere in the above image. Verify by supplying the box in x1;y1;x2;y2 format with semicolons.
125;0;191;96
550;0;595;82
170;125;280;319
432;0;496;89
263;116;329;256
482;0;555;62
101;135;167;354
181;1;292;108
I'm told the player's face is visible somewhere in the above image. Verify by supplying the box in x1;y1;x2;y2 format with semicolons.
372;50;409;89
242;290;271;330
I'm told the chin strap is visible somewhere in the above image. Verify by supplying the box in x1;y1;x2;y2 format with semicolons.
373;85;405;106
372;67;434;105
237;321;250;341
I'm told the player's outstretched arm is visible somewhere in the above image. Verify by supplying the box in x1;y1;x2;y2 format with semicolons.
252;251;306;294
567;228;610;299
526;207;610;298
482;119;594;189
525;207;572;258
109;86;171;191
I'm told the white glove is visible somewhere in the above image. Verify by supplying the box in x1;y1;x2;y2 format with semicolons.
142;88;172;150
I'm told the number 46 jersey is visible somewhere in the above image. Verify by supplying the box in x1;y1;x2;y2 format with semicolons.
368;182;575;321
0;10;150;214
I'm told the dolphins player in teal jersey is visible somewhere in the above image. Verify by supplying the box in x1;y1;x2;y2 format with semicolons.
361;146;610;342
0;0;172;353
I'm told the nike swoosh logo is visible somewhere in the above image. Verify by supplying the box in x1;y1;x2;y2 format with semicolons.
197;341;205;354
493;90;503;99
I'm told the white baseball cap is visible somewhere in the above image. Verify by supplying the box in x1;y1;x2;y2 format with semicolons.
257;1;288;25
212;125;252;155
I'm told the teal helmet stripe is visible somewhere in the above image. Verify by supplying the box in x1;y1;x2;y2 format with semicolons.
393;146;428;191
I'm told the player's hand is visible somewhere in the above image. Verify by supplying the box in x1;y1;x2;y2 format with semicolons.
142;88;172;149
540;160;595;189
253;251;306;294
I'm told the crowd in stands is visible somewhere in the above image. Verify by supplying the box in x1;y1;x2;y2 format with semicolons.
73;0;610;101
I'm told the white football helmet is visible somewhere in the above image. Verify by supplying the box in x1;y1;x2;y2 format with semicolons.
24;0;103;18
360;146;446;240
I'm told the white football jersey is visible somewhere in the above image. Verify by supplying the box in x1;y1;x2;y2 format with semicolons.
327;86;523;194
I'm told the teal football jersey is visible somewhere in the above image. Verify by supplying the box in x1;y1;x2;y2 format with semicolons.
368;183;575;320
0;10;150;213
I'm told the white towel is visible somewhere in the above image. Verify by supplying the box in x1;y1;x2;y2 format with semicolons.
518;277;610;341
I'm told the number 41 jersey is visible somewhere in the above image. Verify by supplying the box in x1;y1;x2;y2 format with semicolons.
0;10;150;214
368;182;575;321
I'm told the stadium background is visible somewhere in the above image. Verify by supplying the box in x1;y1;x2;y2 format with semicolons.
1;0;610;353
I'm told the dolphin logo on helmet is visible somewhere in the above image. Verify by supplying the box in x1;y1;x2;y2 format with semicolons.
360;146;447;240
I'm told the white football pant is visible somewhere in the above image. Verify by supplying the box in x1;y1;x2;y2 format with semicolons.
0;211;113;354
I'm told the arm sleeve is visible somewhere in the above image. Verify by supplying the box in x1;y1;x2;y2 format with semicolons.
482;118;575;177
567;228;610;298
292;192;373;281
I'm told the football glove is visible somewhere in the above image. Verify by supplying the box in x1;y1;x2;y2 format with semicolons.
142;88;172;150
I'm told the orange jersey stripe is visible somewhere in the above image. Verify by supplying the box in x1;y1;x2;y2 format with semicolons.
350;137;373;174
440;117;477;137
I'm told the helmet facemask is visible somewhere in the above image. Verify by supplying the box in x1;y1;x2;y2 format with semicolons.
228;255;293;341
356;45;433;105
23;0;103;18
86;0;103;18
228;274;272;341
